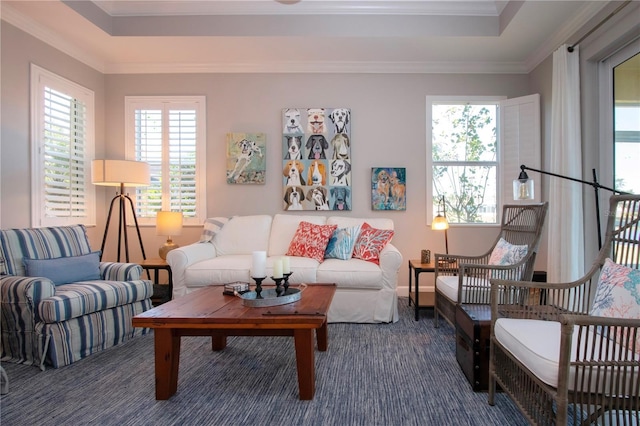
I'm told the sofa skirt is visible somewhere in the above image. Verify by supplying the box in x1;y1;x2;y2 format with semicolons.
35;299;152;369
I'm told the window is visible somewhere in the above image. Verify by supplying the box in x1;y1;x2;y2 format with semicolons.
426;95;540;226
30;64;95;227
125;96;207;226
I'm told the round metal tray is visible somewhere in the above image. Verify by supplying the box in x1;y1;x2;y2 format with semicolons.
240;287;303;307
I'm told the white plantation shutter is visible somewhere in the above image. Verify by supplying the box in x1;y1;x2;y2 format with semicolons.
31;64;95;226
125;97;206;226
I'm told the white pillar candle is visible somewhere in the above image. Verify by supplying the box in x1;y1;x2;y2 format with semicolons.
252;251;266;278
282;256;290;274
273;258;283;278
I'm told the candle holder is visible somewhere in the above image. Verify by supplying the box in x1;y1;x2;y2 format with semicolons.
271;276;285;297
283;272;292;294
252;276;266;299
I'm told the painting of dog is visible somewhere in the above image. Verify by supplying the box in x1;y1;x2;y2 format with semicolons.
371;167;406;211
330;187;350;211
283;108;304;134
283;160;306;186
328;108;350;134
226;133;266;184
283;186;305;210
330;133;350;160
307;160;327;186
284;135;303;160
307;187;330;210
307;108;325;134
306;135;329;160
330;159;351;186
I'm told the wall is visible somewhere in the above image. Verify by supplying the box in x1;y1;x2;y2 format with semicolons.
2;22;545;294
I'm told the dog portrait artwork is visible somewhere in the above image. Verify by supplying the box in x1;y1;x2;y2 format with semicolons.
284;135;303;160
371;167;406;211
330;159;351;186
307;187;330;210
329;108;350;134
283;108;304;134
283;160;306;186
307;108;325;134
281;108;352;210
307;160;326;186
331;187;350;211
331;133;350;160
283;186;305;210
226;133;266;184
306;135;329;160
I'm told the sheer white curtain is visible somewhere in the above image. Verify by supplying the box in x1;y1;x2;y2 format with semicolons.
547;45;585;282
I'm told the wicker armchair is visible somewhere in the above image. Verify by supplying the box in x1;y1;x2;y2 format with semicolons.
433;202;548;328
488;194;640;425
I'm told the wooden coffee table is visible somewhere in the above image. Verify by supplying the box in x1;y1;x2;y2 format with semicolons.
132;283;336;400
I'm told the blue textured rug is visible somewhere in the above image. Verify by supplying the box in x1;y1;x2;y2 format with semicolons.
0;298;526;426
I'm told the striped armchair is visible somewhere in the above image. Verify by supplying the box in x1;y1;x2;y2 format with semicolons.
0;225;153;369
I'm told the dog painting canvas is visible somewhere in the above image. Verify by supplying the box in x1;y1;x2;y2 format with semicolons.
371;167;406;211
281;108;351;210
226;133;266;184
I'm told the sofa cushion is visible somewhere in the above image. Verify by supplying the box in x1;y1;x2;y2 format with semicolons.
214;215;272;255
268;214;327;256
287;222;337;263
24;251;101;285
317;258;383;289
352;223;394;264
324;225;361;260
0;225;92;276
38;279;153;323
436;275;491;303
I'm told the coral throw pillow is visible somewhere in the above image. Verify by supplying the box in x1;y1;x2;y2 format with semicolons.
352;222;394;264
591;258;640;354
287;221;337;263
487;237;528;280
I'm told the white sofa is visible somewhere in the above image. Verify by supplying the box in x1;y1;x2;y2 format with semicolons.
167;214;402;323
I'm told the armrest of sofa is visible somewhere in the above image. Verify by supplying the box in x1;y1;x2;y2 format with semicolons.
166;242;217;298
1;275;56;327
379;242;402;290
99;262;144;281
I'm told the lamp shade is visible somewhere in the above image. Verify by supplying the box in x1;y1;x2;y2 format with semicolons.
156;211;183;237
92;160;150;187
431;215;449;231
513;169;535;200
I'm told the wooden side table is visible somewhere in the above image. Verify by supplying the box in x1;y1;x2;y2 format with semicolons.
139;258;173;305
408;259;436;321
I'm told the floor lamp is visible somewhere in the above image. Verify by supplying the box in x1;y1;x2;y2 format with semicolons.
513;164;627;249
92;159;150;262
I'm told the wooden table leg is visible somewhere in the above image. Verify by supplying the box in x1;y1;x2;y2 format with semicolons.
293;329;315;400
211;332;227;351
316;320;328;352
153;328;180;400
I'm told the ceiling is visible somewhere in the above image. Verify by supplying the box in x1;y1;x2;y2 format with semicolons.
0;1;616;74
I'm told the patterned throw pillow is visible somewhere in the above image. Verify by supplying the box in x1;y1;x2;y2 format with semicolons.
286;222;337;263
325;225;361;260
199;217;230;243
591;258;640;354
487;238;528;279
352;222;394;265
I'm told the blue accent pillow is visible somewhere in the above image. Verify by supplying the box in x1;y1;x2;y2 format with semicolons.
324;225;361;260
23;251;101;285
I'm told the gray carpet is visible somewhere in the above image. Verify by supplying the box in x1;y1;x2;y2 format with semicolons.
0;298;526;426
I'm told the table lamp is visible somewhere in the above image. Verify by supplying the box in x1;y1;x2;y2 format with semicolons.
157;211;183;259
431;195;450;254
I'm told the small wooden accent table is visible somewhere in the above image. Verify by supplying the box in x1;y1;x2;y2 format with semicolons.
132;283;336;401
408;259;436;321
139;258;173;305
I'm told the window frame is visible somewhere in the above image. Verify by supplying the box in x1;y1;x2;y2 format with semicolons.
426;95;504;227
124;96;207;227
30;63;96;227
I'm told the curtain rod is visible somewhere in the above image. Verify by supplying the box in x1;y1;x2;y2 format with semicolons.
568;0;632;52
